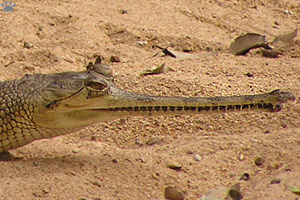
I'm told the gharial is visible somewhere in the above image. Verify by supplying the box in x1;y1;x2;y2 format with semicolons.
0;59;295;153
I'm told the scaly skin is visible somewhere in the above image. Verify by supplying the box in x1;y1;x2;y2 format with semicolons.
0;63;295;152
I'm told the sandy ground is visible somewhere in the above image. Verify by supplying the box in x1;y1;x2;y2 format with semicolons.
0;0;300;199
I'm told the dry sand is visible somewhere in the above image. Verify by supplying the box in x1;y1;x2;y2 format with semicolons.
0;0;299;199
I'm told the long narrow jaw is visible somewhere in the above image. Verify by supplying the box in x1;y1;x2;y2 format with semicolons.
92;88;295;118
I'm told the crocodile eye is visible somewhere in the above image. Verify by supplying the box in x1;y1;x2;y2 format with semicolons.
86;81;107;91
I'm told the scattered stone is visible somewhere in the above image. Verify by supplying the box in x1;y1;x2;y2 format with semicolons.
166;162;182;170
228;186;243;200
164;186;184;200
22;66;35;72
261;49;280;58
284;165;293;172
137;41;148;46
194;154;202;161
151;172;160;180
240;173;250;181
88;179;102;187
146;137;160;146
238;153;245;161
270;178;281;184
72;149;79;153
112;158;118;163
186;149;193;154
254;157;265;166
42;188;49;194
4;61;15;68
281;124;288;128
32;188;49;197
136;157;146;163
135;137;143;146
69;171;76;176
24;42;33;49
245;72;254;78
283;9;293;15
33;161;38;166
268;162;281;170
110;56;121;63
119;10;128;14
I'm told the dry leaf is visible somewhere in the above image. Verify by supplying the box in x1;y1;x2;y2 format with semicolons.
272;28;298;45
287;186;300;196
152;46;199;59
229;33;271;55
202;184;243;200
261;49;281;58
140;63;174;76
163;47;198;59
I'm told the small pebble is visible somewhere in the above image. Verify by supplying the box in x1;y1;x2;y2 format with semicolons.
261;49;280;58
166;162;182;170
23;66;35;71
89;180;102;187
240;173;250;181
186;149;193;154
137;41;148;46
24;42;33;49
146;137;160;146
135;137;143;146
228;188;243;200
245;72;254;78
194;154;202;161
72;149;79;153
164;186;184;200
238;153;245;161
110;56;121;63
119;10;128;14
269;162;280;169
270;178;281;184
151;172;160;180
136;157;145;163
254;157;265;166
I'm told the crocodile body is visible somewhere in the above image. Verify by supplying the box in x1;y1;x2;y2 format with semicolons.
0;63;295;152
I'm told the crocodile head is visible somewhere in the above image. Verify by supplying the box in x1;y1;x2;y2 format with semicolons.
30;61;295;130
33;63;128;128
